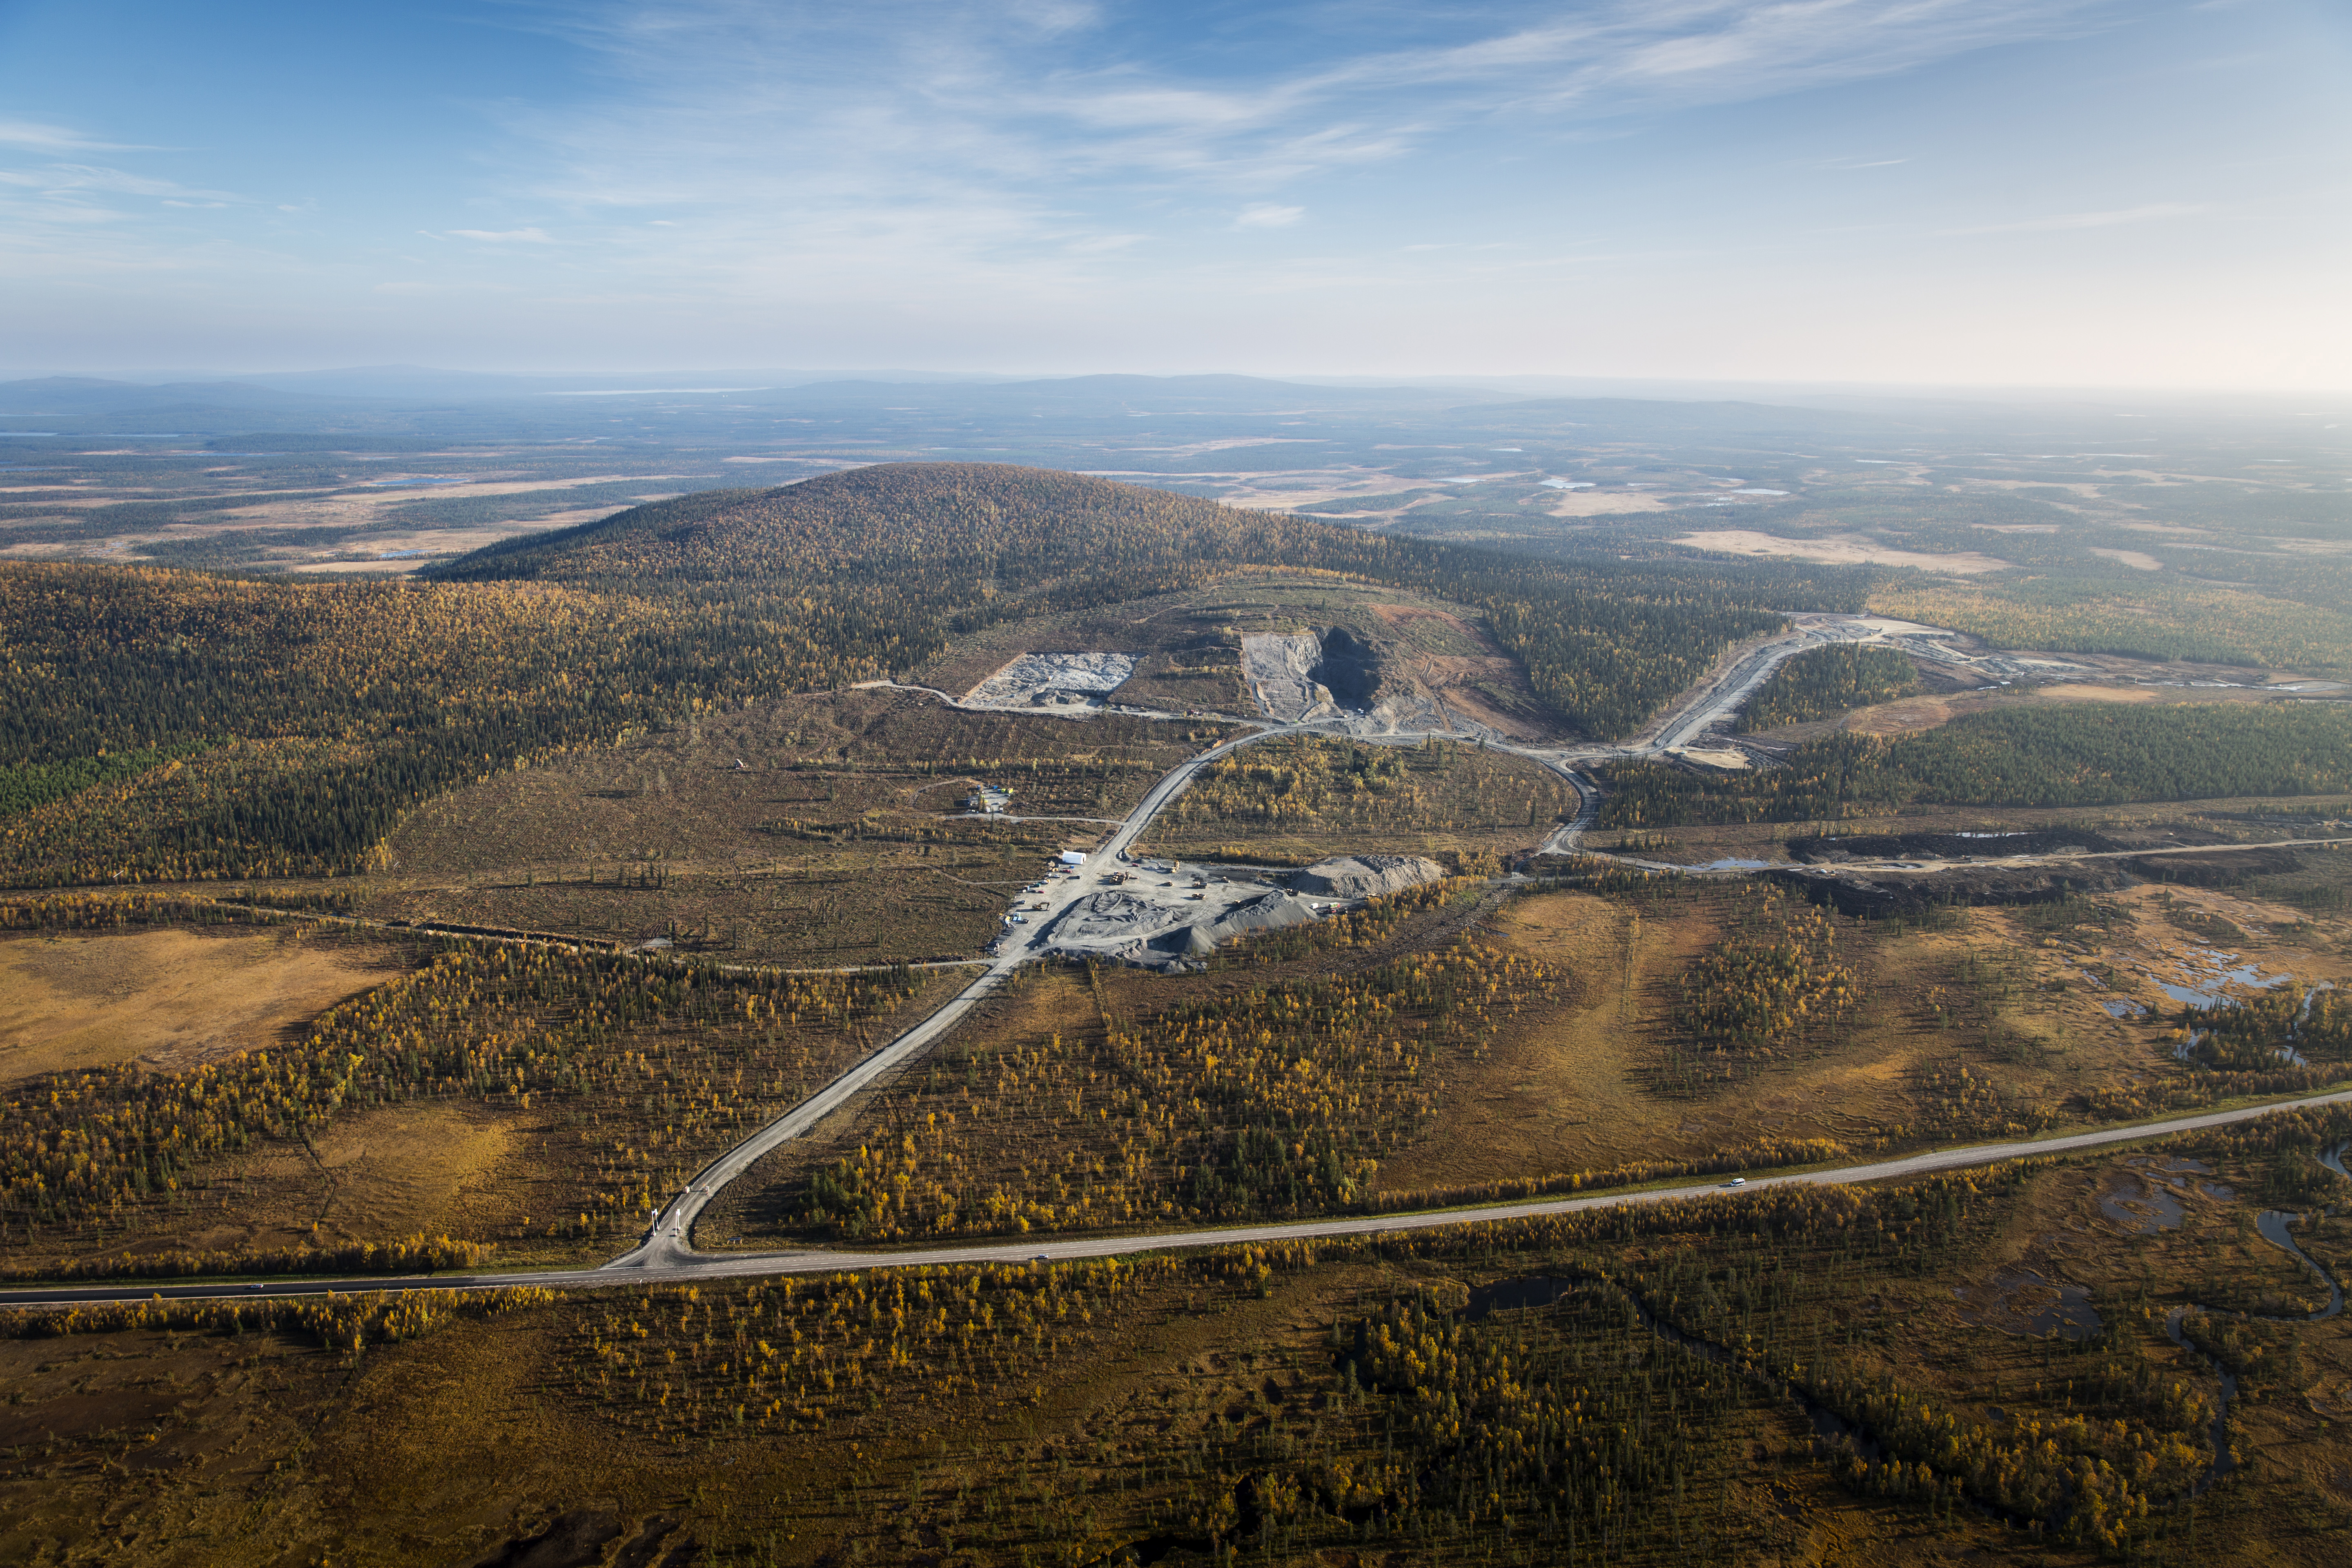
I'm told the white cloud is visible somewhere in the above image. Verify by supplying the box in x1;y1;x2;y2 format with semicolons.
484;0;2120;291
443;227;557;243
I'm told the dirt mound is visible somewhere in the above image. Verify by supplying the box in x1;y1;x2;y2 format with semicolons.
466;1510;693;1568
1769;861;2133;918
1042;884;1320;971
1206;889;1321;938
1290;854;1447;899
2126;848;2304;887
1787;828;2113;863
1047;889;1185;953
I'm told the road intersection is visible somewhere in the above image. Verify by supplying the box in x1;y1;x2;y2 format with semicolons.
7;608;2337;1305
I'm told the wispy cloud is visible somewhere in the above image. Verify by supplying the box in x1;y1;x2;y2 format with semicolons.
439;227;557;243
1940;202;2209;235
0;163;245;203
0;118;164;153
473;0;2119;297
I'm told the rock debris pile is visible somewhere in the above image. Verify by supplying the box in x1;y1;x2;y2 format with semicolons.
1290;853;1447;900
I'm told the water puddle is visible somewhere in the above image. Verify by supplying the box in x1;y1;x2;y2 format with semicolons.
1464;1276;1580;1319
1954;1266;2104;1338
2153;947;2295;1010
2101;1158;2212;1232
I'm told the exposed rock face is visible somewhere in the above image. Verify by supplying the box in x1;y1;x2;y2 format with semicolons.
1308;626;1381;707
1290;854;1447;900
966;650;1138;706
1241;633;1330;722
1241;625;1390;721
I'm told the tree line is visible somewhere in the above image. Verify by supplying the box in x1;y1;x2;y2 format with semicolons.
1743;642;1918;729
1600;702;2352;826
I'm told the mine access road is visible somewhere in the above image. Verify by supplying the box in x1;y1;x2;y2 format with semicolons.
8;608;2333;1304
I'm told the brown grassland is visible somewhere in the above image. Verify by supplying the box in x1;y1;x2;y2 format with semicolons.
4;1108;2349;1566
0;923;393;1083
1138;735;1577;872
0;900;969;1276
357;688;1225;964
695;858;2350;1258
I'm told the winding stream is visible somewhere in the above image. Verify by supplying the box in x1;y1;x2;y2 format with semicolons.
1471;1145;2348;1521
2159;1138;2350;1495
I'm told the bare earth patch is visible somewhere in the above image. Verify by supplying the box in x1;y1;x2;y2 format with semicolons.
0;927;393;1084
1676;529;2012;574
1550;490;1670;517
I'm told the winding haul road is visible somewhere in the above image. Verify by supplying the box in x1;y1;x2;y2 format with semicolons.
5;610;2339;1307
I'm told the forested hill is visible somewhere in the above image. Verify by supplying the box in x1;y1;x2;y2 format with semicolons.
0;465;1861;887
428;462;1848;737
429;464;1329;594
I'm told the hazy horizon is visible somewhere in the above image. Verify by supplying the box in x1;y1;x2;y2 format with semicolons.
8;365;2350;410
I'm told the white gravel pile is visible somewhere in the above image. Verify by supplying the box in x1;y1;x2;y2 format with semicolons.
966;651;1139;707
1290;854;1447;899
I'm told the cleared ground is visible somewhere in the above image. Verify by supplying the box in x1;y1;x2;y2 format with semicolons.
1138;733;1576;872
359;688;1220;964
911;577;1578;743
0;926;394;1084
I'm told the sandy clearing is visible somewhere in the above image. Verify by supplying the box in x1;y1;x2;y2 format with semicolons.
2089;547;2164;571
1550;490;1670;517
1765;677;2295;744
1367;603;1472;631
1838;694;1961;737
1964;479;2111;497
278;514;640;572
0;928;390;1083
1677;530;2011;574
2025;684;2158;704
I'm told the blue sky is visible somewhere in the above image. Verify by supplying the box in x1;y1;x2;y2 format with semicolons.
2;0;2346;386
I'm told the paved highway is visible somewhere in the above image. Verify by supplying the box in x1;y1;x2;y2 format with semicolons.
7;1088;2345;1308
12;608;2328;1303
607;717;1323;1270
